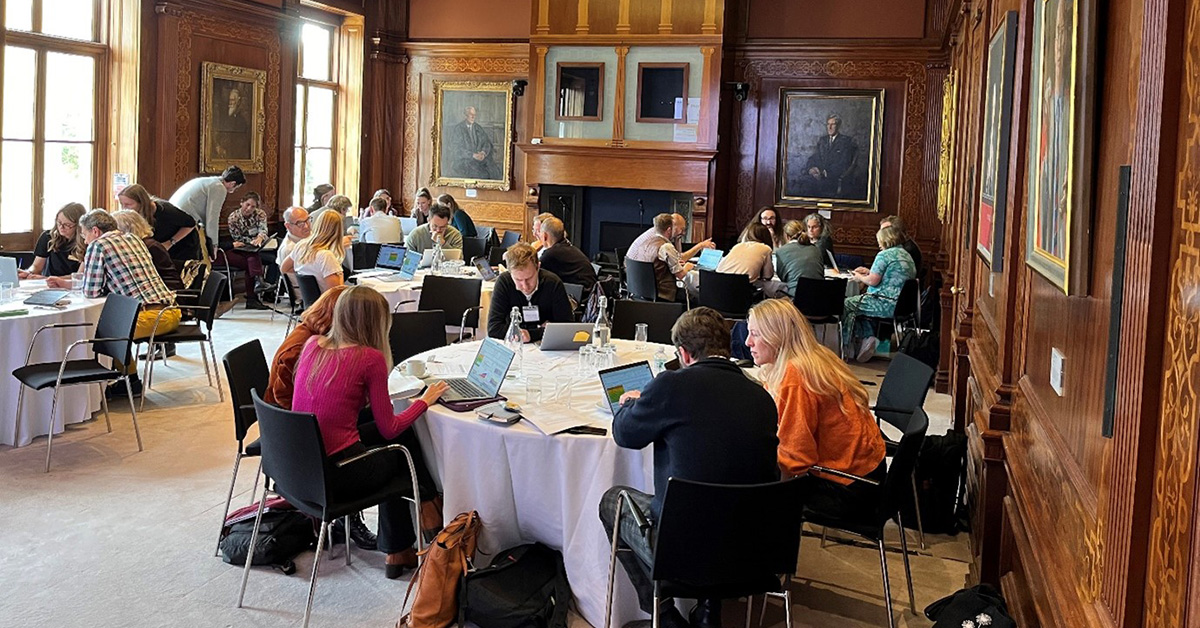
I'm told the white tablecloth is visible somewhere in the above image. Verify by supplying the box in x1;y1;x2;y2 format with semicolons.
359;269;495;330
0;282;106;447
405;339;659;628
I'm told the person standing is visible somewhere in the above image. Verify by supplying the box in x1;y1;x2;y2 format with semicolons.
224;191;271;309
599;307;779;628
168;166;246;250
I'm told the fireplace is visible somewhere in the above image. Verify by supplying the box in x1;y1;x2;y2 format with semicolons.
538;185;694;259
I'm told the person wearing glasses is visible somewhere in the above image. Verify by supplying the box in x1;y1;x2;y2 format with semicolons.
18;202;86;280
276;206;311;263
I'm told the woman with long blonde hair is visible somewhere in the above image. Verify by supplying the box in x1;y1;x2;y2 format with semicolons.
292;286;449;578
19;202;87;279
281;209;346;291
745;298;886;517
112;209;184;290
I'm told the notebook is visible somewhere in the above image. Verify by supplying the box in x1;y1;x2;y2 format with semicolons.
440;338;516;402
598;361;655;415
696;248;724;271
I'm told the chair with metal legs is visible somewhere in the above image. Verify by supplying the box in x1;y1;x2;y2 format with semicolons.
798;408;930;628
139;272;228;410
215;340;270;555
603;477;805;628
12;294;144;472
872;352;936;549
237;392;424;628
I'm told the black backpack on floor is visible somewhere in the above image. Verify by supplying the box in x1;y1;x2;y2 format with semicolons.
459;543;571;628
900;432;967;535
219;510;317;575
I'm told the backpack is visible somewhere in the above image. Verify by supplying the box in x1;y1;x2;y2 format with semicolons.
459;543;571;628
924;584;1015;628
898;328;940;371
219;506;317;576
581;277;619;323
399;510;483;628
900;432;967;535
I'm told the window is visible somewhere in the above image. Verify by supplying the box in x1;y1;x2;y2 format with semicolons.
294;22;338;207
1;0;103;235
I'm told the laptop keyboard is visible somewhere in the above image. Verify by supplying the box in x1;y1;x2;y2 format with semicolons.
447;379;483;398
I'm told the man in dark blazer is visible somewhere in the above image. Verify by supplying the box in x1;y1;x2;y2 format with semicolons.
599;307;780;628
793;113;862;200
536;216;597;295
486;242;574;342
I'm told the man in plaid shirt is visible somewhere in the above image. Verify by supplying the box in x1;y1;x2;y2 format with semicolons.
49;209;180;398
223;191;271;309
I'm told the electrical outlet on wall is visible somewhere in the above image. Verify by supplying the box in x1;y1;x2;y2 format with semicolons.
1050;348;1065;396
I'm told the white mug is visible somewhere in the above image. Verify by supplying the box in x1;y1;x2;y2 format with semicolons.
405;359;427;378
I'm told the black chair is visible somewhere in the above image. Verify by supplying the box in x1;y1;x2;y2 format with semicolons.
698;269;755;319
624;258;659;302
803;408;930;628
389;310;448;364
476;225;499;250
603;478;805;628
212;248;242;303
237;392;423;628
295;274;323;309
612;299;683;345
138;272;229;410
859;279;921;340
500;229;521;249
487;246;506;267
0;250;36;268
351;242;382;270
563;282;584;307
462;237;487;263
269;274;303;337
872;352;936;548
216;340;270;555
793;277;848;359
13;294;144;472
415;275;483;344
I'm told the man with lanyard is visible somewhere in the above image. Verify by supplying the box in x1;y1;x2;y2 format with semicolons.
486;243;573;343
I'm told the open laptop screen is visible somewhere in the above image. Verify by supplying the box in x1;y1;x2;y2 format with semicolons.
696;248;724;271
376;245;407;270
467;338;515;398
398;250;422;280
598;361;655;415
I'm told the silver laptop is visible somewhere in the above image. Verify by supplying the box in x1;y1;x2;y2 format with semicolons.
441;338;516;402
418;248;463;269
0;257;19;286
399;217;418;234
598;361;656;415
539;323;593;351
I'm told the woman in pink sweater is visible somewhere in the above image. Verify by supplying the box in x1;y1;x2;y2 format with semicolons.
292;286;448;578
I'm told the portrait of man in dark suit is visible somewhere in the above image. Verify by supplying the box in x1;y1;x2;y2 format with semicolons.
792;113;863;200
213;81;252;160
778;89;882;209
445;106;502;180
433;81;514;190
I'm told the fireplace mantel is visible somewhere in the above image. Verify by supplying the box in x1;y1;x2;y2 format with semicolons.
519;143;717;194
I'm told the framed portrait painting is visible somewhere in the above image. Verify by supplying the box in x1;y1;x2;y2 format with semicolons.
431;80;515;191
200;62;266;173
1024;0;1097;294
776;88;884;211
977;12;1019;271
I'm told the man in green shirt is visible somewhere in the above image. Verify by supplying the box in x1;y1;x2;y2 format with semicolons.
403;202;463;252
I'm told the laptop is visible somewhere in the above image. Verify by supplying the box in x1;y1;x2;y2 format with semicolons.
418;247;463;269
696;248;724;271
0;257;19;286
539;322;593;351
375;244;408;271
397;249;422;280
399;217;418;234
826;250;853;278
473;256;498;281
598;361;656;415
440;338;517;402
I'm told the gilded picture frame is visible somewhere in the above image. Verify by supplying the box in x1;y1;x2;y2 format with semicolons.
937;71;959;224
431;80;515;191
776;88;885;212
1024;0;1097;294
977;12;1019;272
199;62;266;174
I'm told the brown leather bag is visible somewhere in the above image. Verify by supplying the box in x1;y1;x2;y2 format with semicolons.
398;510;483;628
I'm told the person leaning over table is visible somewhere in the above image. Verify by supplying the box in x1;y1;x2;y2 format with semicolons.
745;298;886;521
19;202;86;280
842;225;916;362
168;166;246;250
599;306;780;628
223;191;271;310
774;219;826;297
47;209;180;400
717;222;784;296
281;210;346;293
118;183;201;266
486;242;573;343
404;201;463;252
291;285;449;578
111;210;184;292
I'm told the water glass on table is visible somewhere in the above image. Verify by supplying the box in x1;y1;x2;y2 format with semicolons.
555;375;573;409
578;345;596;375
525;374;543;404
70;272;84;294
634;323;649;352
0;282;13;304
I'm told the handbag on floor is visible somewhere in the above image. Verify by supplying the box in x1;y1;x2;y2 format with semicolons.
458;542;571;628
924;584;1016;628
398;510;483;628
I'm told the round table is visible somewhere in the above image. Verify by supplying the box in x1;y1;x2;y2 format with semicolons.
358;268;495;324
0;281;106;447
403;338;659;628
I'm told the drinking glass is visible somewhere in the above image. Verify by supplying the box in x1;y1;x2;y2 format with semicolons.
525;374;543;405
634;323;649;352
596;345;617;370
71;272;84;293
578;345;596;375
556;375;573;409
0;282;13;304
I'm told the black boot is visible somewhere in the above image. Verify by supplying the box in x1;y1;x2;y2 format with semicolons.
334;511;379;551
688;599;722;628
105;375;143;400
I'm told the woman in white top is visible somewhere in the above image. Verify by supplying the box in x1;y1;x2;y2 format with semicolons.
717;222;787;297
281;210;346;292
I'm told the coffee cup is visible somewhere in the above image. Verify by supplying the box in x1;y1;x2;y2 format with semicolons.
405;359;427;378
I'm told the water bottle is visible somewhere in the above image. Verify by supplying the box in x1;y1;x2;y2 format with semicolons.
431;241;445;275
652;348;669;374
592;296;611;348
506;306;524;377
